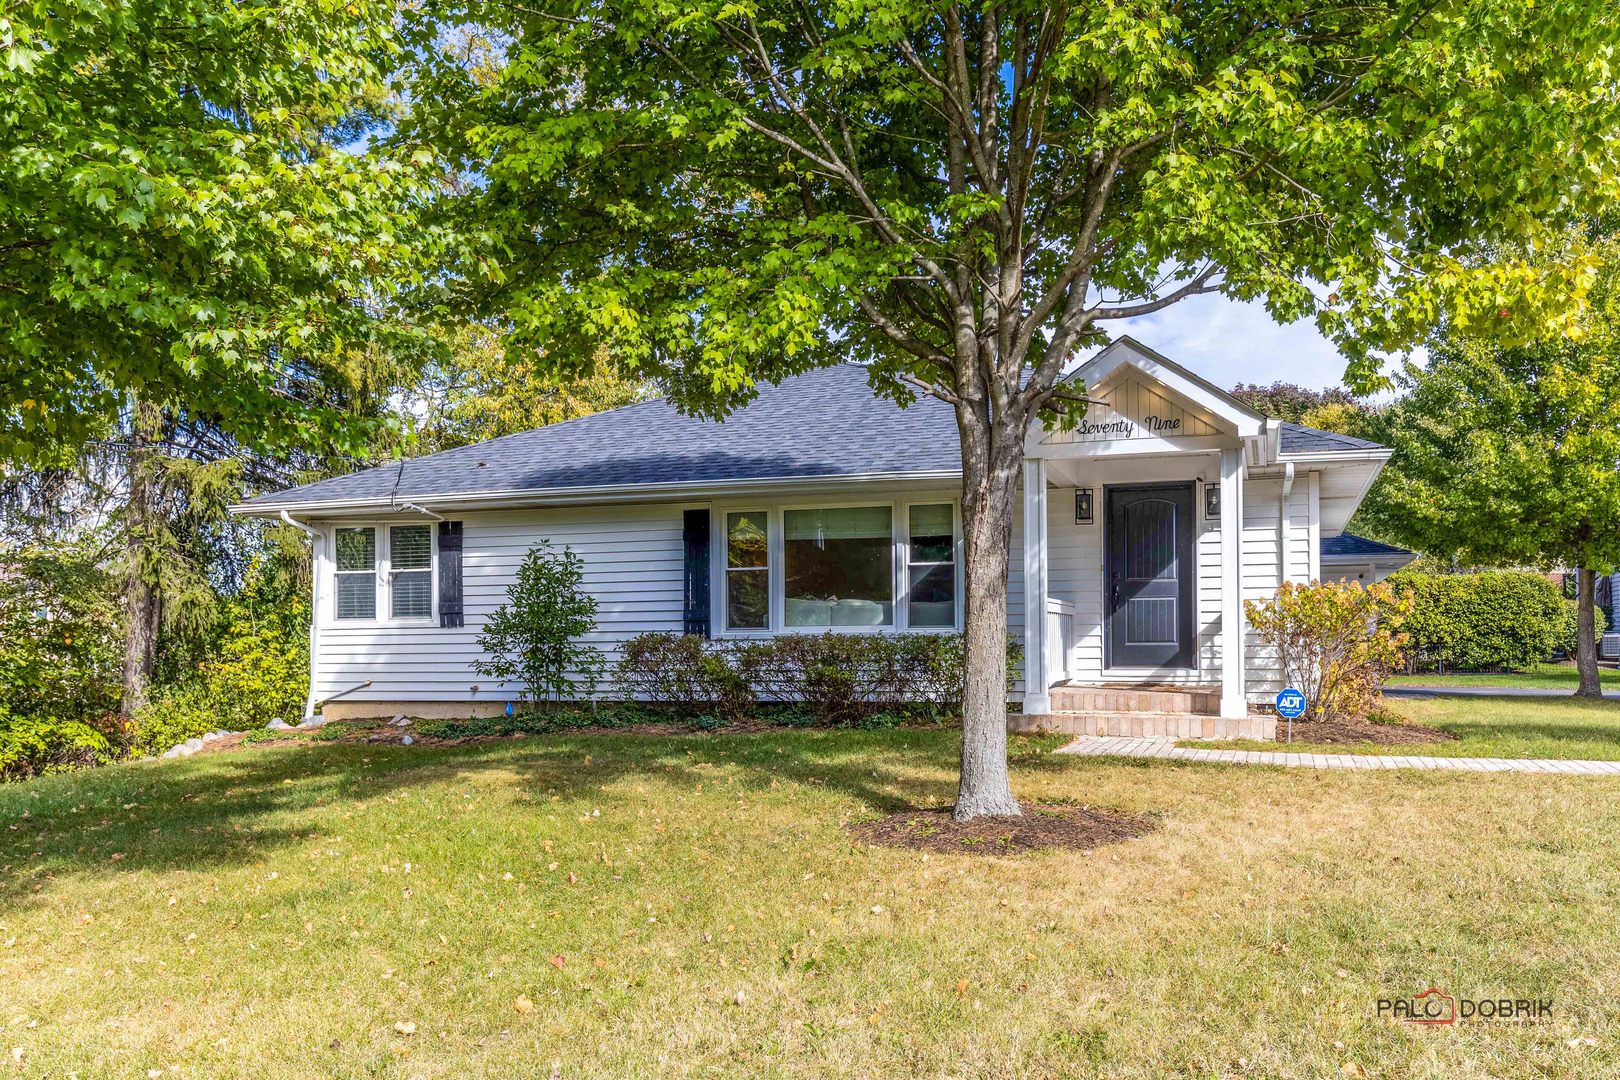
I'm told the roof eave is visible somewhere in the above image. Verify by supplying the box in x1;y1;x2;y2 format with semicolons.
228;468;966;519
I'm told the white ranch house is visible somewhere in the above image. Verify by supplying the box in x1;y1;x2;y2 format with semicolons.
233;338;1392;740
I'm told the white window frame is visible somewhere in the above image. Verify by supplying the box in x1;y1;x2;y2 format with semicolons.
712;498;962;637
721;508;772;633
327;521;438;626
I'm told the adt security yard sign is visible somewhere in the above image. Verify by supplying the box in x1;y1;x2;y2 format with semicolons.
1276;687;1307;743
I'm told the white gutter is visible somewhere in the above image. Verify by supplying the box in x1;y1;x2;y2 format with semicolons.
227;468;964;518
1278;461;1295;584
278;510;324;721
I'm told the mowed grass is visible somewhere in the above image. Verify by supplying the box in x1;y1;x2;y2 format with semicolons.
1201;696;1620;761
1388;663;1620;690
3;729;1618;1078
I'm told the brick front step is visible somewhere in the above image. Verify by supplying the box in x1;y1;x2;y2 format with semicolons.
1009;711;1277;740
1048;685;1223;716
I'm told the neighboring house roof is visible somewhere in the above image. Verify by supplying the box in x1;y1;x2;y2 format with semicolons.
1320;533;1414;560
1280;425;1384;455
235;360;1392;514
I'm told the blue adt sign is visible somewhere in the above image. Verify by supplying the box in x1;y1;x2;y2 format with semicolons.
1275;688;1307;719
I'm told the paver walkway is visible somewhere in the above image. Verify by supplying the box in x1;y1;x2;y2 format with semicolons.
1057;736;1620;775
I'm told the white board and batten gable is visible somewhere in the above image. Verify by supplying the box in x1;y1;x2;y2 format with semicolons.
1029;337;1266;459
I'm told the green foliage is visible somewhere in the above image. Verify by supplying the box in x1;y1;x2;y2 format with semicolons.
0;707;115;781
475;543;603;703
0;542;123;723
1388;570;1570;672
392;324;649;456
1561;599;1610;659
1362;233;1620;575
615;632;1017;726
1245;581;1413;722
129;560;311;754
408;0;1620;414
1;0;444;465
1229;384;1360;425
414;706;653;740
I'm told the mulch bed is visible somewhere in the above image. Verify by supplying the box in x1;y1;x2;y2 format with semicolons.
1271;716;1456;746
849;803;1156;857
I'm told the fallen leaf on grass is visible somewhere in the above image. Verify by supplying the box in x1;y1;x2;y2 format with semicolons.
954;979;969;995
393;1021;416;1036
513;996;534;1014
550;955;567;970
1341;1064;1367;1078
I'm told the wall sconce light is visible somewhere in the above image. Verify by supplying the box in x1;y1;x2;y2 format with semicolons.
1074;487;1094;525
1204;482;1221;519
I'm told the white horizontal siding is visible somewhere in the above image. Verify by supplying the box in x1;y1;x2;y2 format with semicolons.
1240;478;1313;701
314;503;689;703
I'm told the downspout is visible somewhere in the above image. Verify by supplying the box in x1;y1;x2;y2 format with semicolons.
1278;462;1295;586
279;510;324;721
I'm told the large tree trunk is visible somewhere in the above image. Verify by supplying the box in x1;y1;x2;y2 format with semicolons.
1575;566;1603;699
954;407;1026;821
120;396;163;722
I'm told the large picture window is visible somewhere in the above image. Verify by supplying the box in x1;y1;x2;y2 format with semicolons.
784;506;894;627
718;500;960;634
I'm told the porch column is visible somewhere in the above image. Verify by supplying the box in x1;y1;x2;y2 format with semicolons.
1219;446;1247;718
1022;457;1052;715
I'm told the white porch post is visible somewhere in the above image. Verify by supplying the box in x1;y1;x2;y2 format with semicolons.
1022;457;1052;715
1219;446;1247;717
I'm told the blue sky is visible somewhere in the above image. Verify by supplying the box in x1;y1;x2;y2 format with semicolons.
1103;293;1370;391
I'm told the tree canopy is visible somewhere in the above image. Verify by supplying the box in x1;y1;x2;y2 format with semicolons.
1;0;441;463
1360;232;1620;694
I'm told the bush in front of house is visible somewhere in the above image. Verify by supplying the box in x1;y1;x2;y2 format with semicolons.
475;541;604;705
0;706;116;781
1388;570;1568;671
615;631;1015;726
1244;580;1413;722
1559;597;1610;659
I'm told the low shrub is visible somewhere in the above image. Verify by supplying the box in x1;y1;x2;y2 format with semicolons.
615;631;1017;726
1389;570;1567;671
1244;580;1413;722
0;707;116;780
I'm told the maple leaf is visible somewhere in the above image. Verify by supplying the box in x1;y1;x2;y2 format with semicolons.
514;995;535;1014
550;955;567;970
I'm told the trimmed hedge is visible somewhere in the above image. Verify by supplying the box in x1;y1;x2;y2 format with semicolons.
1387;570;1591;671
616;632;1013;726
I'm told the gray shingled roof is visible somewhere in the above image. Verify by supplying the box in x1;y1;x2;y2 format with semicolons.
240;365;961;510
239;364;1390;511
1321;533;1413;558
1279;423;1384;454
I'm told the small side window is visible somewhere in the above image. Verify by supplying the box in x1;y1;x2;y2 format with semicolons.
906;504;956;628
725;511;769;630
334;527;377;620
390;524;433;619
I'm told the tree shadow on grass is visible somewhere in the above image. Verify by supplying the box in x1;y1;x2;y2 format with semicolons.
0;727;1063;911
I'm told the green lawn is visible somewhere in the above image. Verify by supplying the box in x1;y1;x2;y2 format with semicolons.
1199;695;1620;761
3;729;1618;1077
1388;663;1620;690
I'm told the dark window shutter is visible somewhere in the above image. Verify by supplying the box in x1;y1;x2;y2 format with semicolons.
438;520;464;628
682;509;711;637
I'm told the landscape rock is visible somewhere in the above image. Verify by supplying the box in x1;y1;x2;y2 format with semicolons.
401;735;414;745
390;715;412;728
266;719;291;731
201;732;221;743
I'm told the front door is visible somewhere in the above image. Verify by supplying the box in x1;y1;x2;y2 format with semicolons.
1105;483;1196;669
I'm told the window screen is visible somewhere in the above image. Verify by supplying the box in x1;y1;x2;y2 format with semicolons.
390;525;433;619
334;527;377;620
